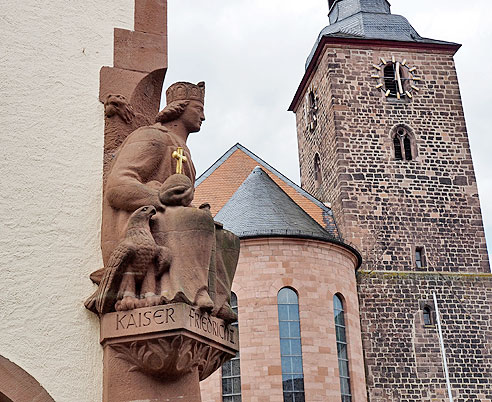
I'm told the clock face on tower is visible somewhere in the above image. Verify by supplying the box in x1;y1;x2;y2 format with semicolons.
371;56;421;99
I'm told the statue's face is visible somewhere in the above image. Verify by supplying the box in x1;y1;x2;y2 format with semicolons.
181;100;205;133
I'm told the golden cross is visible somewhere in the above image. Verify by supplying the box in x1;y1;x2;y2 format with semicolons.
172;147;187;174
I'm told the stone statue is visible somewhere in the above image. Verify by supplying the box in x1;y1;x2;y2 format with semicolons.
87;81;239;323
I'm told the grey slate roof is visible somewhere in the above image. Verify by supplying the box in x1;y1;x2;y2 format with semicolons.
215;166;335;241
306;0;459;68
196;143;340;237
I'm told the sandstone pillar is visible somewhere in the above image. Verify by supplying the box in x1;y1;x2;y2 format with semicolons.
100;303;238;402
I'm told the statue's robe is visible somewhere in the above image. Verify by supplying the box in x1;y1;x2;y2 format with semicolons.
101;123;195;265
101;123;239;315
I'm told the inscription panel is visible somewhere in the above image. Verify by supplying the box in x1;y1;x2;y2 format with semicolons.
100;303;238;350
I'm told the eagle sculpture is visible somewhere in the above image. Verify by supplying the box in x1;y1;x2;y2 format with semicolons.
85;205;171;315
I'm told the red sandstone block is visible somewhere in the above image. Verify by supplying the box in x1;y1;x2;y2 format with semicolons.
114;28;167;73
99;66;146;102
267;365;282;375
135;0;167;35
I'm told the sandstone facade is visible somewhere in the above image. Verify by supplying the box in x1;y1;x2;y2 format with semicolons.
201;237;366;401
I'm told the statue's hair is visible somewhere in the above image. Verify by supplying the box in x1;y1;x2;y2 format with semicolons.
155;100;190;123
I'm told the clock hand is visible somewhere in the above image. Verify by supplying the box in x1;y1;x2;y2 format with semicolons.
396;62;404;94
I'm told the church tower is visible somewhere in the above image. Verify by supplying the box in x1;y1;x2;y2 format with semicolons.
290;1;492;400
290;0;488;274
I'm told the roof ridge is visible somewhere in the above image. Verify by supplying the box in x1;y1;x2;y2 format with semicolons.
195;142;331;213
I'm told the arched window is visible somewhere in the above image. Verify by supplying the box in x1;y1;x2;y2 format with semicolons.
392;125;415;161
222;292;241;401
314;153;322;188
403;135;412;161
393;135;403;160
334;294;352;402
278;288;305;401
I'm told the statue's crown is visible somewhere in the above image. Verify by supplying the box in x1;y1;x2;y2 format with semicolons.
166;81;205;104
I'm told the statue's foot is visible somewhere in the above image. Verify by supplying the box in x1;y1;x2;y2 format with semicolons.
195;290;214;312
115;296;139;311
138;294;161;308
216;303;238;324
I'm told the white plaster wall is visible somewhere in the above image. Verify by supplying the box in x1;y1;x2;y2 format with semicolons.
0;1;134;401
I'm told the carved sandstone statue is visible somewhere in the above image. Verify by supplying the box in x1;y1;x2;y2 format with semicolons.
89;82;239;322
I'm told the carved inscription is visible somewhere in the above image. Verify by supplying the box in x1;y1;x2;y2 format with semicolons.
189;307;235;345
116;307;175;330
100;303;239;351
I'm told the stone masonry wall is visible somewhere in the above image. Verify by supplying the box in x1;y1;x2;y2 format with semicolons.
295;43;489;273
357;271;492;402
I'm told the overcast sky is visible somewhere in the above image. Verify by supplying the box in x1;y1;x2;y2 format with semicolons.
163;0;492;261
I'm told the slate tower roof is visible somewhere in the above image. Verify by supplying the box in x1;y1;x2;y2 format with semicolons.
306;0;458;67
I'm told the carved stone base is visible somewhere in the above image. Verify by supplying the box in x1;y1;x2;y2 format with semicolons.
100;303;239;402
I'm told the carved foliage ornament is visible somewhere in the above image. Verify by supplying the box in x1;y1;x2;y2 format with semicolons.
110;335;230;380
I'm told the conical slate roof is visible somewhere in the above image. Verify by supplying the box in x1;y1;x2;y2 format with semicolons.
214;166;334;241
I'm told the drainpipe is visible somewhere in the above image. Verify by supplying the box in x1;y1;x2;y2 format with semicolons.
433;291;453;402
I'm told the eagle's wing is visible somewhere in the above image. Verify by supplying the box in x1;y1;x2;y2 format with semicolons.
96;241;136;314
94;241;136;314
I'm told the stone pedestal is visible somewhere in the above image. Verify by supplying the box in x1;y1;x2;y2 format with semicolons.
100;303;238;402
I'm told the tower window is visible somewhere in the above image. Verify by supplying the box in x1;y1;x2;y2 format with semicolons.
278;288;305;402
404;135;412;161
423;306;433;326
415;247;425;268
393;135;402;160
222;292;241;401
314;153;322;188
334;294;352;402
384;64;398;97
383;62;409;98
307;89;318;131
392;126;415;161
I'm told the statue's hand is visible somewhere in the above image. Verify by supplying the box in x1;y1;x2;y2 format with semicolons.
146;181;165;211
158;174;194;207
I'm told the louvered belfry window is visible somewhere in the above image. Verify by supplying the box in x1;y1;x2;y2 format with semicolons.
384;64;398;97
